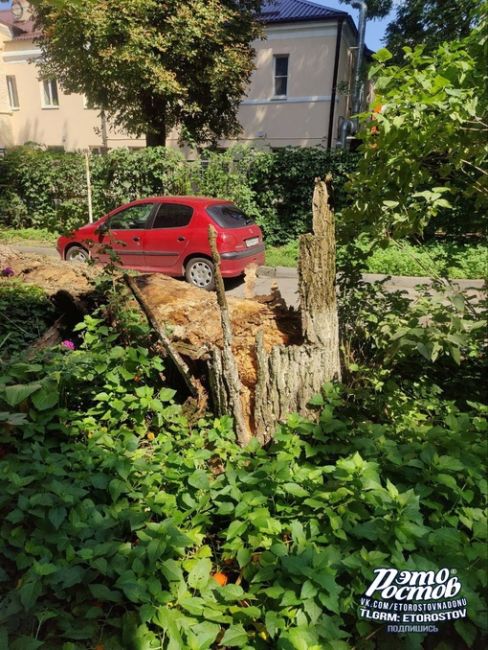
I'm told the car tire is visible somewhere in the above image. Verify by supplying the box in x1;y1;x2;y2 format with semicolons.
185;257;215;291
65;245;89;263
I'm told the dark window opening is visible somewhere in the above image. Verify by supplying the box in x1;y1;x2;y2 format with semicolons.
152;203;193;229
274;55;289;97
206;204;254;229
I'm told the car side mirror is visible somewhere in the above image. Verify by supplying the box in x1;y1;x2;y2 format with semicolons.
95;223;109;235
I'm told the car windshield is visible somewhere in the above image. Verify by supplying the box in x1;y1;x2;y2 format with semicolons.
206;204;254;229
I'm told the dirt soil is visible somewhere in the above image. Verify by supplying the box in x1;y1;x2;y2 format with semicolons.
0;245;99;297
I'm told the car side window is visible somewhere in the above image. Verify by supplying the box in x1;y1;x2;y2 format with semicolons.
108;204;154;230
152;203;193;229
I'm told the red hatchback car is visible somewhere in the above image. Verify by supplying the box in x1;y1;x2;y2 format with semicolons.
57;196;265;290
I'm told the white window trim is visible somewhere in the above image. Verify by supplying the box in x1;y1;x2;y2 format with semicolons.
6;75;20;110
40;78;60;109
273;54;289;100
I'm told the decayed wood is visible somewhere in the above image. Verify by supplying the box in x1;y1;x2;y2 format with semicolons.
124;274;200;399
208;226;252;447
27;316;65;357
298;176;341;379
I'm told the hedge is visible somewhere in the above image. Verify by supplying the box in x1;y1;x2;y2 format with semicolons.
0;145;358;245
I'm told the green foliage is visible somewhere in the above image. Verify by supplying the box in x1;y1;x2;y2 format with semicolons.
266;240;488;279
344;16;487;242
30;0;263;145
0;228;58;244
0;146;87;232
384;0;481;63
339;0;393;20
90;147;190;214
0;146;358;244
339;278;487;405
249;148;359;245
0;286;486;648
361;241;488;279
0;280;55;359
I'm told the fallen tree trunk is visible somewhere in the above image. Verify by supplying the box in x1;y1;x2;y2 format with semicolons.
125;175;340;443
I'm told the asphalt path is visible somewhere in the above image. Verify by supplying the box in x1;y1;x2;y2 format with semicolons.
9;243;485;308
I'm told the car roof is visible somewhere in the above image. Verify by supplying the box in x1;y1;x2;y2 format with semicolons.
142;196;233;207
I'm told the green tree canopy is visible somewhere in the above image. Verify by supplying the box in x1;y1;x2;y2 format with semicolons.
384;0;480;62
340;0;393;21
342;8;487;241
30;0;262;146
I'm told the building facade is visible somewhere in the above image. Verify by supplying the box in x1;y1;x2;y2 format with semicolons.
0;0;365;153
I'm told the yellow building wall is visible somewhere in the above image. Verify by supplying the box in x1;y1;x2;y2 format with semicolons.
1;20;356;152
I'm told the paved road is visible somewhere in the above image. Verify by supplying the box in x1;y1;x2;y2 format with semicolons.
9;243;485;308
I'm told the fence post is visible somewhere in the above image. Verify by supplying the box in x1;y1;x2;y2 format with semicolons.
84;150;93;224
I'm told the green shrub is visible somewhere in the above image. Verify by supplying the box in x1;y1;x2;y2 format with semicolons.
0;145;358;244
0;285;486;648
90;146;190;216
266;240;488;279
0;280;55;359
249;148;359;245
0;145;88;232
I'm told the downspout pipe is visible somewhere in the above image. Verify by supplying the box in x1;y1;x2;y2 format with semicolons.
327;16;344;150
337;1;368;148
351;1;368;117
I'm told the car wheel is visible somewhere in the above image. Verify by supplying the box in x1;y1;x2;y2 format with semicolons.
185;257;215;290
65;245;89;263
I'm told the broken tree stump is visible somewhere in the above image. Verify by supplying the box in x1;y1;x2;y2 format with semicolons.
252;175;341;442
298;175;341;367
127;175;340;445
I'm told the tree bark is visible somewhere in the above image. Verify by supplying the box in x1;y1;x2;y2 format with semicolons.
208;226;253;447
146;127;166;147
298;176;341;380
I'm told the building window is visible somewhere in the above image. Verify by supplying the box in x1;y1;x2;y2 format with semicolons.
274;55;289;97
6;76;19;109
41;78;59;108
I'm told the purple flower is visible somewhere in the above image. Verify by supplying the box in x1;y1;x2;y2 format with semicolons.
61;340;76;351
1;267;14;277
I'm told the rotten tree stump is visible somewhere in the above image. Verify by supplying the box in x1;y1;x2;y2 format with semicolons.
128;175;341;445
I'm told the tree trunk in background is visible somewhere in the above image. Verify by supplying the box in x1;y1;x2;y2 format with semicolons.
146;127;166;147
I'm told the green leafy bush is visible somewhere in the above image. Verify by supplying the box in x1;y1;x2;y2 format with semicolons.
0;146;88;232
0;290;486;648
249;148;359;245
0;280;55;359
266;240;487;279
0;145;357;244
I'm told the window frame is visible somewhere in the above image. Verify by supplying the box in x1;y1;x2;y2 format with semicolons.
6;75;19;110
41;78;60;109
273;54;289;99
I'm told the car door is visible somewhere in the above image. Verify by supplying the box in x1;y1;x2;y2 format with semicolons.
143;202;194;274
94;202;156;269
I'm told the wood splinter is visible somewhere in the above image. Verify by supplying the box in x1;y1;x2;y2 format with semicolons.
208;225;253;447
